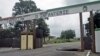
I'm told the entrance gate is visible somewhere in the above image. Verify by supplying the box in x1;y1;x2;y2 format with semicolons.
0;1;100;52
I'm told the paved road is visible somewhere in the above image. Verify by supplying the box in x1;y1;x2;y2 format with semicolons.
90;53;100;56
0;42;88;56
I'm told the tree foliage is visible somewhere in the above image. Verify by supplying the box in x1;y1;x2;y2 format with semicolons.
60;29;75;40
0;29;14;39
14;21;24;31
0;0;50;40
36;18;49;43
12;0;40;16
85;12;100;38
12;0;49;39
36;18;49;38
93;12;100;28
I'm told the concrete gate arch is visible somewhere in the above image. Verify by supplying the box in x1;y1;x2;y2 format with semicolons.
0;1;100;52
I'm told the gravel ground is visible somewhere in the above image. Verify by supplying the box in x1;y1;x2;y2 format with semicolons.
0;42;88;56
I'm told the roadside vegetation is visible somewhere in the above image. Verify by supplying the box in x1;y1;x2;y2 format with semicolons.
43;29;80;44
43;38;80;44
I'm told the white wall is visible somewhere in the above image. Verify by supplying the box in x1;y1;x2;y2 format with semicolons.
95;31;100;52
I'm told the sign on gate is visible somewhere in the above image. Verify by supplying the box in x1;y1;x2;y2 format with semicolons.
0;1;100;24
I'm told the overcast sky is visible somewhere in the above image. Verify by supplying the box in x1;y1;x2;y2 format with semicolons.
0;0;98;37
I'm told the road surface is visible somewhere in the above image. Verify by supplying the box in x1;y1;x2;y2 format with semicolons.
0;42;88;56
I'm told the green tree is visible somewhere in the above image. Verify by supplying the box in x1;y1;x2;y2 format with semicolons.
36;18;49;43
12;0;39;38
60;29;75;41
85;12;100;38
93;12;100;28
0;29;14;39
12;0;50;41
12;0;40;16
48;36;55;41
14;21;24;38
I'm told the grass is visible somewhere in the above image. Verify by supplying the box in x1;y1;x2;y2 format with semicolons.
44;38;80;44
95;28;100;31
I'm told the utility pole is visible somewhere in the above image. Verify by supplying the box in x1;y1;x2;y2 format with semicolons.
79;12;84;51
90;11;95;53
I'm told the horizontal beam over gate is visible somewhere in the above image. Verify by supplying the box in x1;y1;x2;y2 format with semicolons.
0;1;100;24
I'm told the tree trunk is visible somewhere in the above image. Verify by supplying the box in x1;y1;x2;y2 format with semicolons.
66;37;70;42
43;37;46;44
48;37;50;41
67;39;70;42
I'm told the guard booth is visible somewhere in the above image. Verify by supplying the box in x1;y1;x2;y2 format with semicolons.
20;32;33;50
20;19;43;50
